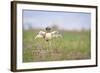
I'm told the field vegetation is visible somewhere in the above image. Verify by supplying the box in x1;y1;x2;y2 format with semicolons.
23;29;91;62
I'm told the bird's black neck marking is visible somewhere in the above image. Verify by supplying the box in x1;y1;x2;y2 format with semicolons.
46;39;49;42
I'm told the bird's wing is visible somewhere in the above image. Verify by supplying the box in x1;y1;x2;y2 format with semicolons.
38;31;46;35
35;31;45;39
51;31;58;35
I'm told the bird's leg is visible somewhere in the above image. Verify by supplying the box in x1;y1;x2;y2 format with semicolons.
48;41;50;50
49;41;51;49
46;41;51;50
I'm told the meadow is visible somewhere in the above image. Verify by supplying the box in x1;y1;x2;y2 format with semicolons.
23;29;91;62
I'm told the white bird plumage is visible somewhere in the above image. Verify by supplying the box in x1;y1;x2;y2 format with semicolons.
35;31;45;39
35;31;62;41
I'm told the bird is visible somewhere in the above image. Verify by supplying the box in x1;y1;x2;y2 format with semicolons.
35;27;62;41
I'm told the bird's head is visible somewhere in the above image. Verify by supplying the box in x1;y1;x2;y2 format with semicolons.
45;27;51;32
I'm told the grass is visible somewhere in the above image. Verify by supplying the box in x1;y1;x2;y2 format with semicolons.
23;29;91;62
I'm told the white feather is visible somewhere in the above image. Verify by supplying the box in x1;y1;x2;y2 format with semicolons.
35;31;62;40
35;31;45;39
